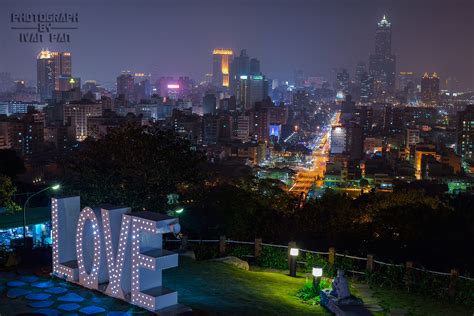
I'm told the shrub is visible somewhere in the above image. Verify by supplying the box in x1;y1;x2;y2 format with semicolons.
256;246;288;269
190;243;219;260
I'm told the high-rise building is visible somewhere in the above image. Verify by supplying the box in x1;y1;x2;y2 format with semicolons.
421;72;440;105
251;99;288;142
369;16;396;99
230;49;250;92
116;73;135;101
233;115;250;142
212;49;233;88
202;94;217;115
0;111;45;156
37;50;56;101
133;73;151;102
36;50;73;101
359;72;374;103
250;58;261;75
398;71;415;90
330;126;347;155
355;62;367;84
457;105;474;169
335;69;350;95
236;75;267;110
63;102;103;141
51;52;72;90
340;95;356;125
202;114;220;144
347;123;363;161
398;71;416;104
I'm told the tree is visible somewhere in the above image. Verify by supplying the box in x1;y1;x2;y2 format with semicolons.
181;176;298;241
63;124;206;211
0;175;20;212
0;149;25;179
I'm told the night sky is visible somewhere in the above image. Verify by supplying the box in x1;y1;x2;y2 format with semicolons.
1;0;472;89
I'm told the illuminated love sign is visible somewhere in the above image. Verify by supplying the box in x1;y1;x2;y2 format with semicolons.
51;196;181;312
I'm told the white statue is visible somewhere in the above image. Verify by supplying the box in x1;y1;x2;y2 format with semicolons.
332;270;351;299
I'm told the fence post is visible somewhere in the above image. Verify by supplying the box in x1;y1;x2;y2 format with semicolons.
405;261;413;291
180;235;188;251
255;238;262;258
448;269;459;298
219;235;226;256
366;254;374;272
328;247;335;266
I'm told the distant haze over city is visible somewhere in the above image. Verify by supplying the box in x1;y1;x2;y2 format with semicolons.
1;0;473;89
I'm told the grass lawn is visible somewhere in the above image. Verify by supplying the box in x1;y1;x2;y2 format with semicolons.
372;286;474;316
163;257;328;315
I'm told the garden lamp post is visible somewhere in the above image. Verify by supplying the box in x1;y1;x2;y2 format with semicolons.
289;248;299;277
22;184;61;247
312;267;323;290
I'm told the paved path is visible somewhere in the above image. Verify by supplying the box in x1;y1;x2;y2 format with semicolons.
353;283;408;316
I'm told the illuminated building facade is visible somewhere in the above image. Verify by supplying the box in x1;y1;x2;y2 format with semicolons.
37;50;55;101
457;105;474;171
51;52;72;90
330;125;347;154
335;69;350;96
237;75;266;110
37;50;73;101
212;49;233;88
414;144;437;179
63;103;103;141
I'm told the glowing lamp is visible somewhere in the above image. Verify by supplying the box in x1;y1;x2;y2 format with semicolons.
289;247;299;277
290;248;299;256
51;184;61;190
312;267;323;277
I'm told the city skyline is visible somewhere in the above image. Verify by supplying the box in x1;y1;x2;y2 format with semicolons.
1;0;472;90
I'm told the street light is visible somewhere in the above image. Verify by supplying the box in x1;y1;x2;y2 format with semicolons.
22;184;61;247
289;248;299;277
167;207;184;217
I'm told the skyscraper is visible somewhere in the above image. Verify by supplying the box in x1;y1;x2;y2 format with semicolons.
230;49;250;93
421;72;440;105
203;94;217;115
237;75;266;110
212;49;233;88
335;69;350;95
51;52;72;90
369;15;396;99
36;50;74;101
355;62;367;84
116;73;135;101
359;72;374;103
250;58;261;75
37;50;55;102
398;71;415;90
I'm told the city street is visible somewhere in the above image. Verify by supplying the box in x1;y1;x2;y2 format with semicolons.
289;112;340;197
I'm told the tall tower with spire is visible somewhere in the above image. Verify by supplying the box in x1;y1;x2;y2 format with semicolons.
369;15;396;100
